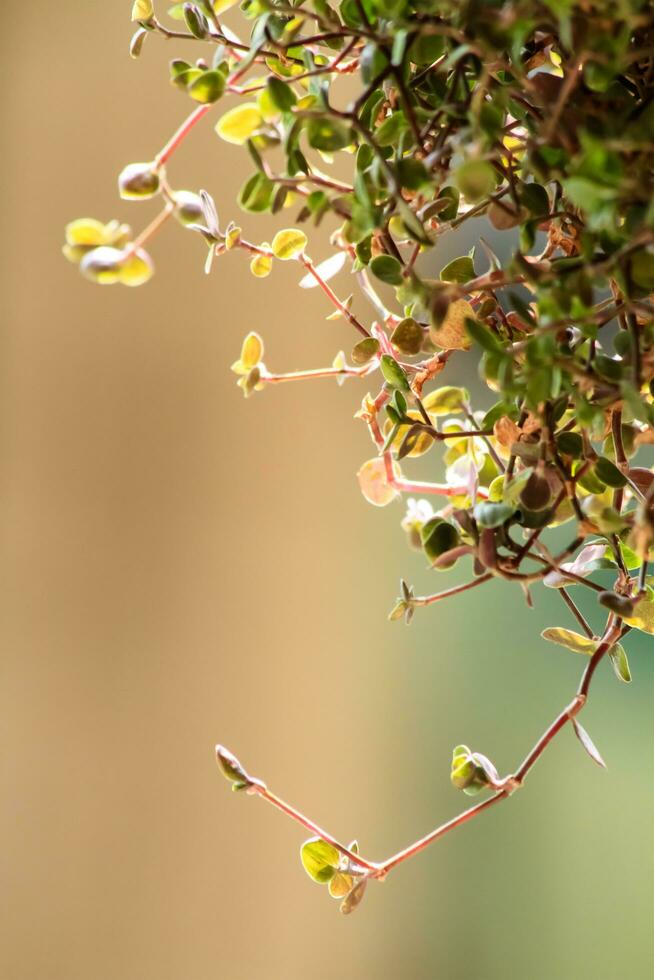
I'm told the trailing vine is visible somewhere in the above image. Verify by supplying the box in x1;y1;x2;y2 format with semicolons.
66;0;654;913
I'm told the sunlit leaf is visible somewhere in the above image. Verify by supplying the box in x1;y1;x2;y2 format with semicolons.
300;837;339;884
357;457;400;507
271;229;307;260
215;103;263;145
541;627;597;655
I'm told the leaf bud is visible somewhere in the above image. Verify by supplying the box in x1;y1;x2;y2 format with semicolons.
79;246;126;285
118;162;160;200
215;745;253;791
450;745;498;795
183;3;209;39
173;191;205;227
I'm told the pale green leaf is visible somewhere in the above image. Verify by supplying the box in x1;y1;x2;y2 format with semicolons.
541;627;597;655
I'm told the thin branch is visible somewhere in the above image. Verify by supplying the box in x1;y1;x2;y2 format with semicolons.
217;620;625;880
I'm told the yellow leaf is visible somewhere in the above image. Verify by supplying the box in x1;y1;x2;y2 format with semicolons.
383;412;433;457
131;0;153;21
256;88;278;122
225;226;242;250
240;331;263;369
117;247;154;287
215;103;263;145
328;873;354;898
250;253;272;277
271;228;307;260
623;595;654;634
65;218;110;247
357;457;400;507
430;299;474;351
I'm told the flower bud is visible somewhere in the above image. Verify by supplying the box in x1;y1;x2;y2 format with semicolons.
118;162;160;200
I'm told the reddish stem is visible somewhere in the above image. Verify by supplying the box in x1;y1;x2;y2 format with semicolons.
154;103;213;169
299;255;370;338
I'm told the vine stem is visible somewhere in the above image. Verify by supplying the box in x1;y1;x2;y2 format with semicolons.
299;255;370;337
127;202;175;255
412;574;493;606
247;781;378;873
261;363;371;384
217;620;624;881
154;103;213;169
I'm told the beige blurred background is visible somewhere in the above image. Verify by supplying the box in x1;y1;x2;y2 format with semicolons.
2;5;654;979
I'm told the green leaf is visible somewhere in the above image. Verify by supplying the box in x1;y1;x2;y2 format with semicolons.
370;254;403;285
541;627;597;655
183;3;209;39
188;69;226;104
465;317;503;353
454;159;496;203
390;317;423;355
608;642;631;683
474;501;515;529
351;337;380;365
266;76;297;111
421;518;459;565
380;354;410;390
238;173;274;213
440;255;475;284
300;837;339;883
556;431;583;457
594;456;627;489
306;117;351;151
375;111;409;147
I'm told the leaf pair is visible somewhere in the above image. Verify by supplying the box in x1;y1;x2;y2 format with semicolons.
300;837;367;914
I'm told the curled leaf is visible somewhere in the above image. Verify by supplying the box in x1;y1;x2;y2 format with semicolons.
608;642;631;683
572;719;606;769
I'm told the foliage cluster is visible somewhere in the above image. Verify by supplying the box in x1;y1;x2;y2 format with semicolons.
67;0;654;911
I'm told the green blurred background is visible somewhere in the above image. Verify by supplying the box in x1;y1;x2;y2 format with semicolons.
2;5;654;979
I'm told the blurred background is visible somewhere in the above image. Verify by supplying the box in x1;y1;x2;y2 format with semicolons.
2;5;654;979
